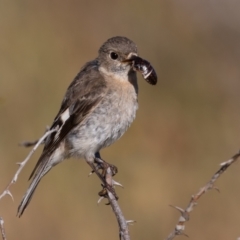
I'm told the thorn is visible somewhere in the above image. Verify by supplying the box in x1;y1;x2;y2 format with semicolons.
169;205;185;214
112;180;124;188
6;190;14;201
180;232;189;238
18;141;35;147
97;197;104;204
88;170;94;177
213;186;220;193
170;205;190;221
88;164;102;177
16;162;22;166
126;220;136;225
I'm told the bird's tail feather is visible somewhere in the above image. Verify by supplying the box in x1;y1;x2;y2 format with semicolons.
17;174;42;217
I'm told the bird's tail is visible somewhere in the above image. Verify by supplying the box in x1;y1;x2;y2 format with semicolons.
17;173;42;217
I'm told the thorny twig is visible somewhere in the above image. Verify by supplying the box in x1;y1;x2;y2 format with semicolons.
106;167;133;240
22;133;132;239
1;130;239;240
0;129;56;240
97;164;133;240
165;150;240;240
0;128;56;201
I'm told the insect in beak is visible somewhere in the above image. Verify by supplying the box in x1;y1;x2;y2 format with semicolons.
123;55;157;85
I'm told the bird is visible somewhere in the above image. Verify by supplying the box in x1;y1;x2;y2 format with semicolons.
17;36;157;217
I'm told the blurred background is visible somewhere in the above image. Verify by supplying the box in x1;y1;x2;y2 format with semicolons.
1;0;240;239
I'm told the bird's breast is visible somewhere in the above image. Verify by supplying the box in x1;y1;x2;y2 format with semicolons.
67;79;138;157
95;81;138;146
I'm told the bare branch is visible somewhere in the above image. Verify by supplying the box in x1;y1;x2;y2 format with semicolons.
105;166;131;240
0;129;57;240
0;128;56;201
94;162;131;240
108;191;130;240
165;150;240;240
89;154;132;239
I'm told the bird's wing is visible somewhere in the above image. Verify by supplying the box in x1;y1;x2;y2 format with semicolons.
29;60;107;179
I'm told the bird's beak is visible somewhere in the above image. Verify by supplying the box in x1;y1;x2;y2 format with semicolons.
122;52;138;64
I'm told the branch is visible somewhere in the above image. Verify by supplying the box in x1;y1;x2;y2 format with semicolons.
108;191;132;240
0;128;56;240
97;164;132;240
106;167;133;240
0;128;57;201
20;130;131;239
165;150;240;240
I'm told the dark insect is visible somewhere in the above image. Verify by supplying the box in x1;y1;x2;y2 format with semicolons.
124;56;157;85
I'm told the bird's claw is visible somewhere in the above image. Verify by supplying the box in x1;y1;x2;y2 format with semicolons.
98;183;119;200
94;158;118;177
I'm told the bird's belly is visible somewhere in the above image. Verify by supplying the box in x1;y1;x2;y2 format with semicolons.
67;95;138;158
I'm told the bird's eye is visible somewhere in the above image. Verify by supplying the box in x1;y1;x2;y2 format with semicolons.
110;52;118;60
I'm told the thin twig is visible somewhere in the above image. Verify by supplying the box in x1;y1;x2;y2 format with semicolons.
96;165;132;240
108;191;131;240
0;128;56;201
105;167;131;240
91;155;132;239
0;217;6;240
165;150;240;240
0;129;56;240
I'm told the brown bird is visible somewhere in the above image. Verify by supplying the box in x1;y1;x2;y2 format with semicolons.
18;36;157;217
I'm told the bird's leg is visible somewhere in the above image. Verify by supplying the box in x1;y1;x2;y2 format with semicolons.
88;161;118;200
87;152;119;200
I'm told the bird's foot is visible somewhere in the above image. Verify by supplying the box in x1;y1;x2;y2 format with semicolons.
88;154;120;200
94;157;118;178
98;184;118;202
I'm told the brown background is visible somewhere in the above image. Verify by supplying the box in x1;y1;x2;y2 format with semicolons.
1;1;240;239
